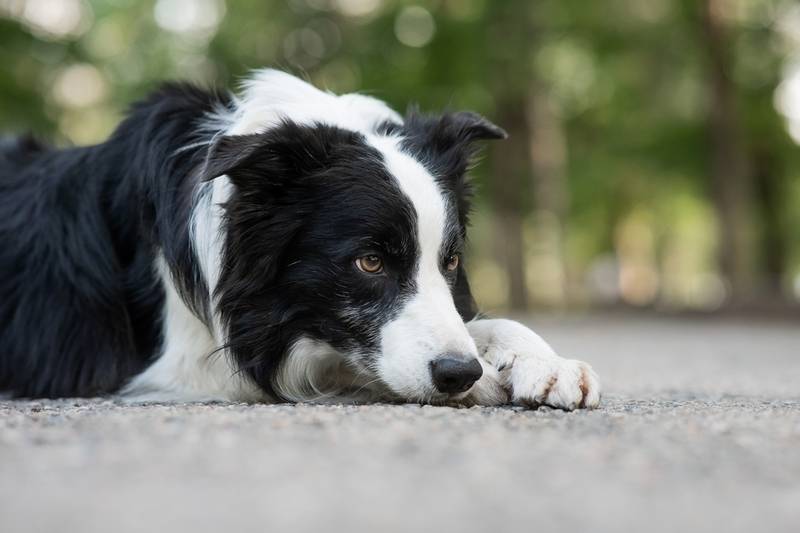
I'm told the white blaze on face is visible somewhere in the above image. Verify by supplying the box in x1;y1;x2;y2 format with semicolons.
369;136;478;399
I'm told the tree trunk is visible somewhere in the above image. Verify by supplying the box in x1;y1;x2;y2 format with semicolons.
526;84;569;307
700;0;757;303
490;99;530;312
752;148;786;299
485;2;534;312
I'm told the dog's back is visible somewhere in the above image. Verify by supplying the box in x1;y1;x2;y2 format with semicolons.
0;87;218;397
1;135;153;398
0;83;235;399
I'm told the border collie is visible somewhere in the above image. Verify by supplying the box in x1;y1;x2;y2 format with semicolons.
0;70;599;409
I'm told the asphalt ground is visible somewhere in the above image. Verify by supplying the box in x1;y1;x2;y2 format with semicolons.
2;315;799;533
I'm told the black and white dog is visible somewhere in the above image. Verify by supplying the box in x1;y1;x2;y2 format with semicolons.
0;70;599;409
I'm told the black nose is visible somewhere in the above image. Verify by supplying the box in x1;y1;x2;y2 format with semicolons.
430;356;483;394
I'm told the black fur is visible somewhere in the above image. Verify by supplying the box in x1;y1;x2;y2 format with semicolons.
0;84;229;397
0;82;500;399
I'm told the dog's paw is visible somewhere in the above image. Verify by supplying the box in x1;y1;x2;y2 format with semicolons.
506;357;600;410
467;318;601;410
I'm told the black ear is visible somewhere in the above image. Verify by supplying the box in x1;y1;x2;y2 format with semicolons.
399;108;507;166
199;121;363;183
398;109;506;179
199;133;266;182
445;111;508;142
401;108;506;149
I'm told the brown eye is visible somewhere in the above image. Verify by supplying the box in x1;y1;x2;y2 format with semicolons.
356;255;384;274
445;254;459;272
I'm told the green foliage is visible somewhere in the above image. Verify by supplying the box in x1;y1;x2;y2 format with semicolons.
1;0;798;309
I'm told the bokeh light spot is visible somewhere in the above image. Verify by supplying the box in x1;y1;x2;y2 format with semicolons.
52;63;107;109
394;6;436;48
154;0;225;37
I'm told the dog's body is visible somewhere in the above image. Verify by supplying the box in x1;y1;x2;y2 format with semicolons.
0;70;599;409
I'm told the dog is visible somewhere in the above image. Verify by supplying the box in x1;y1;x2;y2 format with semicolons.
0;70;600;409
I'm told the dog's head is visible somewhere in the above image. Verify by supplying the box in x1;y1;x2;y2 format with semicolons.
198;72;505;403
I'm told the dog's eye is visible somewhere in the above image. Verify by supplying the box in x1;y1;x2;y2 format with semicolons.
445;254;459;272
355;255;384;274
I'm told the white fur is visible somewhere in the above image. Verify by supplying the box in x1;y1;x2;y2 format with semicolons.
273;338;391;404
466;319;601;410
273;337;346;402
227;69;402;136
190;177;232;341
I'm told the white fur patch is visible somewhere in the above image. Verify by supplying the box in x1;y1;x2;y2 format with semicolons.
227;69;402;136
190;174;235;343
466;318;601;410
273;337;344;402
273;337;391;404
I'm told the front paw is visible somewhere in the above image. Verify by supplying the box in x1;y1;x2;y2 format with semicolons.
468;318;601;410
507;357;600;411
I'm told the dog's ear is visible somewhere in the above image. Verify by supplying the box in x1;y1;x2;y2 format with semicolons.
200;121;361;184
439;110;507;143
199;133;265;182
396;109;505;179
401;108;506;152
398;109;506;176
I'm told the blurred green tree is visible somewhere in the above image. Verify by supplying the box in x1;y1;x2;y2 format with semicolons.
1;0;798;311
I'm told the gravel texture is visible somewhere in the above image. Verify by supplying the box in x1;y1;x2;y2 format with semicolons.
2;315;799;533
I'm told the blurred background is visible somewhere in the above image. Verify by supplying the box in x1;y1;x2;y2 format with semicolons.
1;0;800;314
